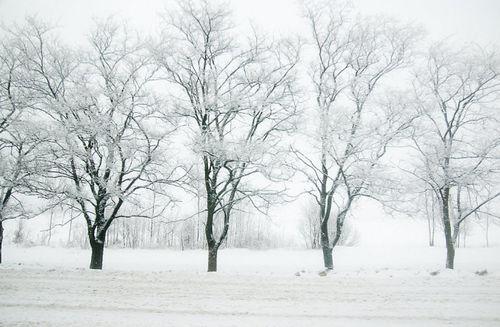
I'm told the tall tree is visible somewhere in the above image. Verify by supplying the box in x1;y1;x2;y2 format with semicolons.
0;31;46;263
154;0;300;271
408;42;500;269
297;1;420;270
12;18;182;269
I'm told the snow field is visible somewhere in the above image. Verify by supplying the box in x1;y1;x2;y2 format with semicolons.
1;245;499;326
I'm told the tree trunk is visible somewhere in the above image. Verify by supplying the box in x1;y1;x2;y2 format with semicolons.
90;240;105;270
446;241;455;269
205;187;219;272
207;245;218;272
205;222;219;272
441;187;455;269
320;221;333;270
89;229;106;270
331;218;344;249
0;220;4;264
321;246;333;270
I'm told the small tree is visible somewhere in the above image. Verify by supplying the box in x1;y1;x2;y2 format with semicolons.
155;0;300;271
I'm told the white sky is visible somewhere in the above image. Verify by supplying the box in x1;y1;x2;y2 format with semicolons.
1;0;499;246
1;0;499;46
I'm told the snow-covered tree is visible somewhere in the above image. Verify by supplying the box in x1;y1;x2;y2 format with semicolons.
407;42;500;269
13;18;183;269
154;0;300;271
0;27;47;263
295;1;420;270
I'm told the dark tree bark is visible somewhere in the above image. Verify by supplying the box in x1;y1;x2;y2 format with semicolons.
204;179;218;272
207;245;218;272
323;203;351;270
87;206;110;270
440;186;455;269
205;212;218;272
320;221;333;270
204;204;230;272
202;156;236;272
89;234;106;270
331;216;344;249
319;152;335;270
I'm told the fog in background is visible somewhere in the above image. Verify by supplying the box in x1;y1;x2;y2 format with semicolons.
1;0;499;248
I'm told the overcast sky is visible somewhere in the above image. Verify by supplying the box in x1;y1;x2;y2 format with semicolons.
1;0;499;47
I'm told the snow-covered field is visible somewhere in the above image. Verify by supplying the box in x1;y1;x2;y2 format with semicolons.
1;245;500;326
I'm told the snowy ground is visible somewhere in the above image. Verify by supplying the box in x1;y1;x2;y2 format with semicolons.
1;245;500;326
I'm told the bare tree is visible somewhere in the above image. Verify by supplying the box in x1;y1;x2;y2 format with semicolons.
408;41;500;268
295;1;420;270
12;18;182;269
0;32;47;263
154;0;300;271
